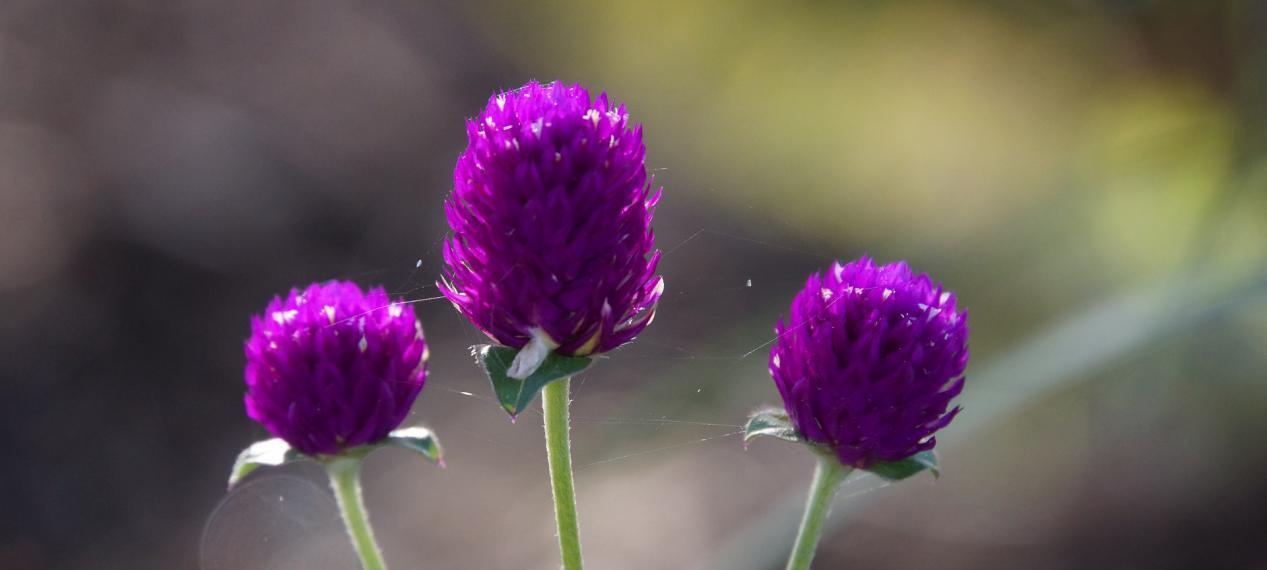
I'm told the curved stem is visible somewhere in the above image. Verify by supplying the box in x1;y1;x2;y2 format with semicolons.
785;456;850;570
327;457;389;570
542;377;584;570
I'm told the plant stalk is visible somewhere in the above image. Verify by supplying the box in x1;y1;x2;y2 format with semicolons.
327;456;389;570
542;377;584;570
785;455;850;570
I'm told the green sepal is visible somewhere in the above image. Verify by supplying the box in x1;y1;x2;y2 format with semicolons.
473;344;592;418
382;426;444;466
743;406;802;445
227;426;445;490
865;450;939;481
228;438;305;490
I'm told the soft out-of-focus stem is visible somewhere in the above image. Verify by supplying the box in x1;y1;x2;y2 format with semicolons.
542;378;584;570
785;456;850;570
327;457;389;570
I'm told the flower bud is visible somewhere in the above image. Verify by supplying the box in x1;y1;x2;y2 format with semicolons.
243;281;428;456
440;81;663;369
770;257;968;468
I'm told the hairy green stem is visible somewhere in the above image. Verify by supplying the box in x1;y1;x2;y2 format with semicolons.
785;456;850;570
327;457;389;570
542;377;584;570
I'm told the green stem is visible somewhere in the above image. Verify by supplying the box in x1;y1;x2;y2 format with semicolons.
785;456;851;570
327;457;389;570
542;377;584;570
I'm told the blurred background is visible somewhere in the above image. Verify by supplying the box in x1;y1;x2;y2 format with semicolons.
3;1;1266;568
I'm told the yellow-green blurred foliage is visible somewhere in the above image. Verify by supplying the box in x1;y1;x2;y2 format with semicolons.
468;0;1265;293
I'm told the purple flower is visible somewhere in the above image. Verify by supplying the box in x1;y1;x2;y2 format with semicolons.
440;81;663;370
769;257;968;468
244;281;428;456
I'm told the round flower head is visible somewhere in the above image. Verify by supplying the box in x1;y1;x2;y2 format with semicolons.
244;281;428;456
770;257;968;468
441;81;663;368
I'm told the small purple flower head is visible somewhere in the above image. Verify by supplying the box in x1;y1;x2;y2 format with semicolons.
441;80;663;362
244;281;428;456
770;257;968;468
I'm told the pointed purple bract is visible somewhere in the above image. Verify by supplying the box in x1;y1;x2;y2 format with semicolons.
440;80;663;356
243;281;428;456
770;257;969;468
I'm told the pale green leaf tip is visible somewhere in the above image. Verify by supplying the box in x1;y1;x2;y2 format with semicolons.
385;426;445;466
227;438;298;491
227;463;257;490
742;406;801;447
918;450;941;479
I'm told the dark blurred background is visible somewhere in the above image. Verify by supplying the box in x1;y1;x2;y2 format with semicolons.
3;1;1266;569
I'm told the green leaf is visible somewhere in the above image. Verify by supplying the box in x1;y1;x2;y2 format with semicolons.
743;406;801;444
228;438;305;490
474;344;592;418
384;426;444;466
866;450;939;481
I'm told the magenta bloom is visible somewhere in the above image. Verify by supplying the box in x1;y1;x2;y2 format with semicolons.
770;257;968;468
244;281;428;456
440;81;663;358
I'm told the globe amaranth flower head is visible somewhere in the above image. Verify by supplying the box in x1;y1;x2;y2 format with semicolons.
770;256;968;468
441;80;663;377
244;281;428;456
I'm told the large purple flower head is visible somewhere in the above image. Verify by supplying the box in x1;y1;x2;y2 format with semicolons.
441;80;663;365
770;257;968;468
244;281;428;456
